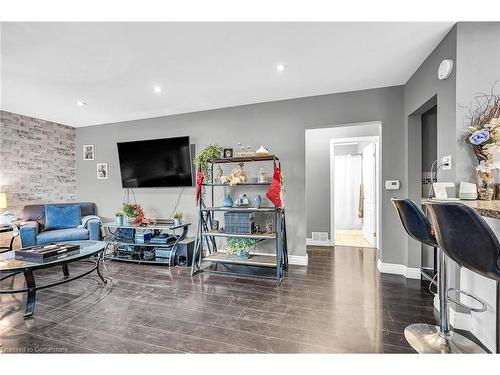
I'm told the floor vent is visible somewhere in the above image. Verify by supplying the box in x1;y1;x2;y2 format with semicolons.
311;232;329;242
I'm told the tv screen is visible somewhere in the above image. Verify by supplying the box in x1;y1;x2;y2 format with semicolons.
117;136;193;188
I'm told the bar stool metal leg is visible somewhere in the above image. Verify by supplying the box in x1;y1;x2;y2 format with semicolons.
404;249;486;353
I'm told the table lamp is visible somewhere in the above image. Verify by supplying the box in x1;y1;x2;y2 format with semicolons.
0;192;6;211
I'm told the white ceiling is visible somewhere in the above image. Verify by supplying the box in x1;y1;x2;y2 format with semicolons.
0;22;453;127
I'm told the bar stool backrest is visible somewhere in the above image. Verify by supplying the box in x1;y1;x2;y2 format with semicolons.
391;198;437;248
427;202;500;281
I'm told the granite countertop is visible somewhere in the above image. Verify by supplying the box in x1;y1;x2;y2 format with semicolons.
421;198;500;219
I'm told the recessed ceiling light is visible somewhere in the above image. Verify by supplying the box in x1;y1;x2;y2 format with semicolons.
76;100;87;107
153;86;162;94
276;63;286;72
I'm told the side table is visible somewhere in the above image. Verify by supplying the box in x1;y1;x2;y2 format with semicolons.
0;223;19;253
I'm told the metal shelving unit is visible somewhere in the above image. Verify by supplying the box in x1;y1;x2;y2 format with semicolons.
191;155;288;286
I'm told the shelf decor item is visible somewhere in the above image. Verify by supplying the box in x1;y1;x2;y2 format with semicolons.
173;211;183;226
258;167;268;183
225;237;257;259
464;89;500;200
223;188;233;207
115;211;125;226
221;162;248;186
122;203;145;224
255;146;269;156
254;195;262;208
193;144;223;181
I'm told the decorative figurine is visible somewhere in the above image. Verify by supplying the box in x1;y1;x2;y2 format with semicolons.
214;165;223;183
255;146;270;156
236;193;250;206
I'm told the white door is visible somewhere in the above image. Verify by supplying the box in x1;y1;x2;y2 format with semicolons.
362;142;376;247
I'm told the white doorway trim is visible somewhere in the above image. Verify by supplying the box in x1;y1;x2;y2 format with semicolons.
330;135;381;249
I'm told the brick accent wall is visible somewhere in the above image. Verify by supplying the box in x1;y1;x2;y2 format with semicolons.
0;111;76;217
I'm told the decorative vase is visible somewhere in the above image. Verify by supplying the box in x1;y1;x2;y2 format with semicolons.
254;195;262;208
116;216;124;226
223;192;233;207
476;168;495;200
174;218;182;226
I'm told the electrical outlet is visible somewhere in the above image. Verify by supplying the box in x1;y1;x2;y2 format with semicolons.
441;155;452;170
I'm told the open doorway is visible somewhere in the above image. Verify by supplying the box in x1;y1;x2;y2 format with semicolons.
305;122;381;249
331;137;379;248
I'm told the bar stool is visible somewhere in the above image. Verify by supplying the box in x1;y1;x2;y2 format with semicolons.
427;202;500;353
392;199;486;353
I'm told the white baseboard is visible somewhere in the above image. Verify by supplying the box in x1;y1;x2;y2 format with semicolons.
377;259;421;279
306;238;334;247
288;254;308;266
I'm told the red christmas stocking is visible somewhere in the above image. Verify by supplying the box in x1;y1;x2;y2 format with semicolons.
195;171;204;204
266;165;282;208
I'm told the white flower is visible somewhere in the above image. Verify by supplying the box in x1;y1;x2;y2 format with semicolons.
476;159;500;172
483;143;500;155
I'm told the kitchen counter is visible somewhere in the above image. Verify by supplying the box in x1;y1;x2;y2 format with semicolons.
421;198;500;219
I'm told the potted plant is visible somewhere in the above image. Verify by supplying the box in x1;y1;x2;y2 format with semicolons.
225;237;257;259
173;211;183;226
115;210;125;226
122;203;145;225
193;144;223;182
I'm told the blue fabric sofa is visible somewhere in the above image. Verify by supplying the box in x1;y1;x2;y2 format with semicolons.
19;202;101;248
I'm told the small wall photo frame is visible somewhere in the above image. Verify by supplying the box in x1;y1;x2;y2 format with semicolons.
223;148;233;158
96;163;108;180
83;144;95;160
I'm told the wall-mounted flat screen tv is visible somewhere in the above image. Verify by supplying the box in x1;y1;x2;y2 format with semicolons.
117;136;193;188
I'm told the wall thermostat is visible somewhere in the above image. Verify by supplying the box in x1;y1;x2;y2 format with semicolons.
385;180;400;190
438;59;454;80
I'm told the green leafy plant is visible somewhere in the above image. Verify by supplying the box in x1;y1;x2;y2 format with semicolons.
115;210;124;217
225;237;257;258
193;144;223;177
173;211;183;219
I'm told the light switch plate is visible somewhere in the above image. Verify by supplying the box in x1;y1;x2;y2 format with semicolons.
441;155;452;170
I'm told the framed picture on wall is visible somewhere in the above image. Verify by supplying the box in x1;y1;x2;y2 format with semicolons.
96;163;108;180
83;144;95;160
223;148;233;158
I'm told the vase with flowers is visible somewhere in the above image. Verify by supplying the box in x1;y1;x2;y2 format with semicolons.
122;203;145;225
465;92;500;200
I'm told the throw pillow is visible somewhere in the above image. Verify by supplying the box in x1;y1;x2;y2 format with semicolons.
44;204;81;230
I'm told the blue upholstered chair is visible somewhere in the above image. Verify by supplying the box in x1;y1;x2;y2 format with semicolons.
19;202;101;248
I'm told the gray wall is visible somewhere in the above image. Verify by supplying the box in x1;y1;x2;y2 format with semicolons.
403;25;457;269
0;110;76;216
421;106;437;172
455;22;500;183
305;122;380;239
76;86;406;260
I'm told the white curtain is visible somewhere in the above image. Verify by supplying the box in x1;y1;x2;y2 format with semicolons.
334;154;362;230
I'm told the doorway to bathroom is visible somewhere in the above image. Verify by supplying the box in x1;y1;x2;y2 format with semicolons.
305;122;381;249
331;136;379;248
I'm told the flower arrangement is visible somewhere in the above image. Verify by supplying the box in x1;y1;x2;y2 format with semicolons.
465;90;500;200
122;203;145;224
465;92;500;170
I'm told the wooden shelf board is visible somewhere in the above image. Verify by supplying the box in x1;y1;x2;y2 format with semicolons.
202;182;270;186
209;155;278;164
202;231;276;239
202;252;277;267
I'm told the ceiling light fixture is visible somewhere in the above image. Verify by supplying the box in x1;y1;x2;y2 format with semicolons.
276;63;286;72
153;86;162;94
76;100;87;107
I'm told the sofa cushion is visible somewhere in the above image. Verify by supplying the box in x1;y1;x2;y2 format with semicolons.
44;204;81;230
37;228;89;244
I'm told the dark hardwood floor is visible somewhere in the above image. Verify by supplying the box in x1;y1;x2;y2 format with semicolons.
0;245;441;353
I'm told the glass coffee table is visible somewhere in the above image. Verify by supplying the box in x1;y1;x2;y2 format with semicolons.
0;240;108;318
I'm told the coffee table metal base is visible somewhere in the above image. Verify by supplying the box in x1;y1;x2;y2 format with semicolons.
0;250;107;318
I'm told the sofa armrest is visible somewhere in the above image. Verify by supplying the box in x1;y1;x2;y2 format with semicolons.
19;221;39;247
87;219;102;240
